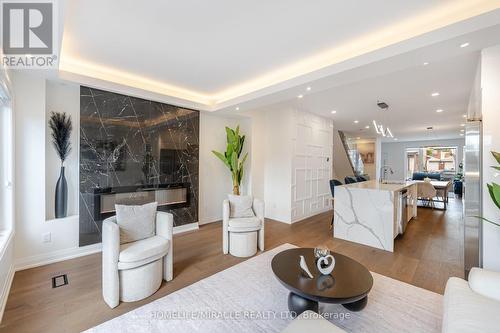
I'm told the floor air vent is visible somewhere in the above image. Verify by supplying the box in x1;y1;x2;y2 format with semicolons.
51;274;68;288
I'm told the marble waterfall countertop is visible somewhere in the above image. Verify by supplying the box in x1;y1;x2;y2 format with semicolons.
339;180;417;192
333;180;418;252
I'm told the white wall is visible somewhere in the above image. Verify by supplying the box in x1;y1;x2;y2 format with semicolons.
242;108;295;223
263;108;294;223
292;110;332;222
11;73;84;268
199;113;251;224
245;107;332;224
480;45;500;271
381;138;465;181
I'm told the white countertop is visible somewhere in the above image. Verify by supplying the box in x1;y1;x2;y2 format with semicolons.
339;180;416;192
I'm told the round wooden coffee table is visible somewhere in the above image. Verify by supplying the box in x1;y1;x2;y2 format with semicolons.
271;248;373;316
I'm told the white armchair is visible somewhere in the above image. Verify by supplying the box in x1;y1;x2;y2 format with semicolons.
102;211;173;308
443;267;500;333
223;198;264;257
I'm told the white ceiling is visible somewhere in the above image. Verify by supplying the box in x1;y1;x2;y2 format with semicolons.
297;52;478;142
229;22;500;142
62;0;447;93
59;0;500;108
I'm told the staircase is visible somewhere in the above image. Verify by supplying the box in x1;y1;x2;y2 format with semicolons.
338;131;364;177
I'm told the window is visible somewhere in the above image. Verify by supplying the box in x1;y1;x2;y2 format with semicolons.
405;146;458;180
0;80;13;234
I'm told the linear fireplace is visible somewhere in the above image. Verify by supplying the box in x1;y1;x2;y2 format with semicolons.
93;183;190;221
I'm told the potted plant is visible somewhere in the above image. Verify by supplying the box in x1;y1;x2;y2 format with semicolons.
454;162;464;196
49;111;73;218
212;125;248;195
481;151;500;226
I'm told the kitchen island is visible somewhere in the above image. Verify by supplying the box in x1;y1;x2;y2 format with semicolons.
333;180;417;252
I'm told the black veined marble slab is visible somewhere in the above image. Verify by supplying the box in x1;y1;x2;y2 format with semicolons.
79;86;199;246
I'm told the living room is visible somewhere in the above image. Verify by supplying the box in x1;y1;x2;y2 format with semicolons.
0;1;500;332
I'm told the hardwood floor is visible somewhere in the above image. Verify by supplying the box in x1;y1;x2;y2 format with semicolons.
0;198;463;332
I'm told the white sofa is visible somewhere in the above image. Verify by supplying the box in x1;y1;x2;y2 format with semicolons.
102;211;173;308
443;267;500;333
222;198;265;257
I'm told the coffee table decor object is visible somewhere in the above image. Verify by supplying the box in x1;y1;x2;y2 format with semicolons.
314;247;335;275
299;255;314;278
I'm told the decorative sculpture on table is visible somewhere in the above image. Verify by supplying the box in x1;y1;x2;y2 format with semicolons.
49;111;72;218
314;247;336;275
299;255;314;279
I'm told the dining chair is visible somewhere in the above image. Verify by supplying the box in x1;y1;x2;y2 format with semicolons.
329;179;343;229
417;181;437;209
344;176;358;184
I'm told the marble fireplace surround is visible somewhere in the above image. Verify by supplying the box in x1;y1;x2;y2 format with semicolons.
79;86;199;246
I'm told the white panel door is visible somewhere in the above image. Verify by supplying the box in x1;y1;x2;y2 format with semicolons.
292;111;333;222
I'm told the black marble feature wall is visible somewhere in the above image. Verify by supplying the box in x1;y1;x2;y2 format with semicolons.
79;86;199;246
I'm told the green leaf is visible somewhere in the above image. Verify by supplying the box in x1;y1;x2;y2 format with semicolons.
226;143;234;164
230;151;238;174
238;135;245;157
226;127;236;145
492;151;500;164
212;150;231;169
214;125;247;190
240;152;248;166
489;182;500;210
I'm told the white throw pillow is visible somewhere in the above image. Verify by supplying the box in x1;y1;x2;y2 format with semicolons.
115;202;157;244
228;194;255;218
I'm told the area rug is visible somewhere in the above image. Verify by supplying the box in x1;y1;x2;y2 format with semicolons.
86;243;442;332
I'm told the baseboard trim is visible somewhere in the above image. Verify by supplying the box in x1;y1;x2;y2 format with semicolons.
198;217;220;225
0;263;15;322
173;222;199;234
291;207;332;224
15;243;102;272
14;222;201;271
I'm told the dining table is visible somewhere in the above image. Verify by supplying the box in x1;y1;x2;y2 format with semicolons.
414;180;452;210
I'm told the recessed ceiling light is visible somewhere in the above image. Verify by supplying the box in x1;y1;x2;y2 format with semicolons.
354;120;359;124
356;137;361;140
365;125;370;129
235;107;240;111
460;123;465;127
394;138;398;141
460;42;470;48
436;109;443;113
460;133;464;136
297;94;303;99
331;110;337;114
431;92;440;97
462;114;467;118
460;129;465;132
306;86;311;91
423;62;429;66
